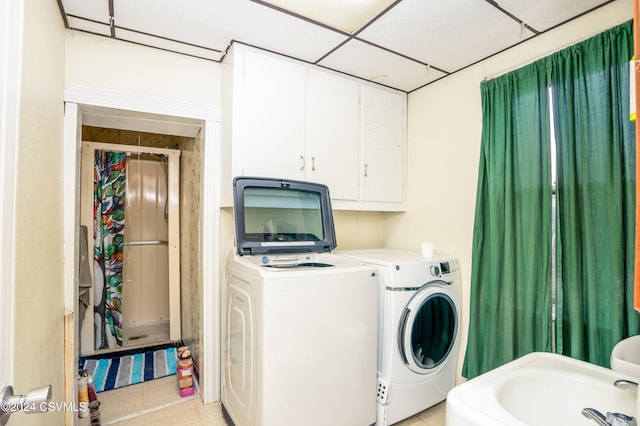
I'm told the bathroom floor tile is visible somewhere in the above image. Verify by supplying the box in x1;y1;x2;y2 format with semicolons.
418;400;446;423
195;400;226;423
142;399;204;425
395;401;446;426
141;375;181;409
83;379;445;426
106;414;146;425
98;384;145;421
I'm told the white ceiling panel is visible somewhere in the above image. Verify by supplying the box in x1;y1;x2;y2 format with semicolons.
58;0;625;92
61;0;110;23
496;0;611;31
66;16;111;37
114;0;349;64
318;39;447;92
260;0;396;34
116;29;223;61
357;0;535;72
205;0;350;63
114;0;224;50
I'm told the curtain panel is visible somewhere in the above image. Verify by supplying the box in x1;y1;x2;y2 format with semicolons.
463;21;637;379
94;150;127;349
551;21;638;365
462;62;553;379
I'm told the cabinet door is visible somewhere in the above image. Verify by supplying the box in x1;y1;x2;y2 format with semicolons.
241;50;306;180
307;69;360;200
361;85;405;203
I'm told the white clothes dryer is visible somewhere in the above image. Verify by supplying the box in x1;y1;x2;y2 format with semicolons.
222;251;378;426
339;249;461;426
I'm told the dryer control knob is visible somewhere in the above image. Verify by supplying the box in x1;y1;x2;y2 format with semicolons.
430;265;440;277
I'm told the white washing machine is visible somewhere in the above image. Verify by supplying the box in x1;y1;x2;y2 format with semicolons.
339;249;461;426
222;177;378;426
222;251;378;426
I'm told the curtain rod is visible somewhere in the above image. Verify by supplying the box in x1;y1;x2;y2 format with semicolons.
483;29;611;82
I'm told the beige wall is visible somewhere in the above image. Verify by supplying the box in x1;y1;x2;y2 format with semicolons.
334;211;385;249
386;0;633;382
180;134;203;375
65;30;221;105
14;0;66;423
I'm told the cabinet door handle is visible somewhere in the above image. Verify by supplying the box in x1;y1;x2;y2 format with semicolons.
364;163;368;177
311;156;316;171
300;155;305;171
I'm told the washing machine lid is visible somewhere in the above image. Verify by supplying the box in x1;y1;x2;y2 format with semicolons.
233;177;337;256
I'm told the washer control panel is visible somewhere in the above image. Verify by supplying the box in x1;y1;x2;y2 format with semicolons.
428;258;460;279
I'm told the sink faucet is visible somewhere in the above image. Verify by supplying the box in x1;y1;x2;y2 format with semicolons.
582;379;640;426
581;408;637;426
615;379;639;391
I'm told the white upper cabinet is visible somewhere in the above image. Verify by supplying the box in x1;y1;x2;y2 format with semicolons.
221;44;406;211
241;50;306;181
361;85;405;204
307;69;360;201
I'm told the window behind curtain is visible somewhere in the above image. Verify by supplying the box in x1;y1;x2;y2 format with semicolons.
463;20;638;379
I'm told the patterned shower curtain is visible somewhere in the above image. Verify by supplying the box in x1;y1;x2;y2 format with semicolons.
93;150;126;349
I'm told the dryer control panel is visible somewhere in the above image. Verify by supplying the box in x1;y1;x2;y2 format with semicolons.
427;258;460;280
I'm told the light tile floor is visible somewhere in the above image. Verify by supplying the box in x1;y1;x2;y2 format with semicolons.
82;375;446;425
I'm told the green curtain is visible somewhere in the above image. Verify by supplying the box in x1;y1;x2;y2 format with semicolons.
551;21;639;366
464;21;638;379
462;62;553;379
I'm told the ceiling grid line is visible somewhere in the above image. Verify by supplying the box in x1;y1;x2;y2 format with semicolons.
56;0;620;92
249;0;352;36
56;0;69;28
353;37;450;75
108;0;115;37
483;0;540;34
115;26;223;53
313;0;404;66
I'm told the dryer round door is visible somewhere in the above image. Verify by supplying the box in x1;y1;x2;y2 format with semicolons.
398;282;458;374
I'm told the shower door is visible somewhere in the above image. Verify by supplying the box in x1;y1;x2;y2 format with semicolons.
122;156;170;346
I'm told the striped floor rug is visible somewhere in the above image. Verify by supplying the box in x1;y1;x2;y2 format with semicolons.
82;347;177;392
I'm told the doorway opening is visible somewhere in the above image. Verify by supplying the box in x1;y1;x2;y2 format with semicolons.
63;94;222;407
79;127;195;357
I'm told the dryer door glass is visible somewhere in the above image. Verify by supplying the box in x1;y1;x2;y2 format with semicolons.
399;290;457;373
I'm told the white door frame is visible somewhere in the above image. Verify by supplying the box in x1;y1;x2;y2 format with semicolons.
63;83;222;405
0;0;24;390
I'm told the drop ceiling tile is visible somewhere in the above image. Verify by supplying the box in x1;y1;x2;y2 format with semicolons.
59;0;615;91
318;39;447;92
116;28;223;61
114;0;222;50
357;0;536;72
113;0;349;64
61;0;110;23
496;0;611;31
220;1;350;63
66;16;111;37
259;0;396;34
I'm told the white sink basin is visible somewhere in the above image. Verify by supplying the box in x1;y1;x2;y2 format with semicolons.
611;335;640;378
446;352;636;425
